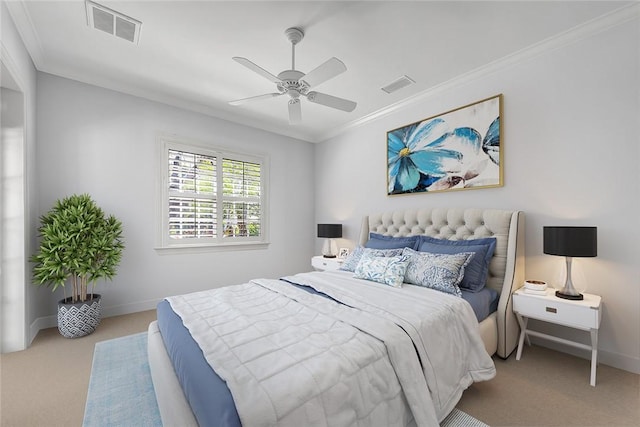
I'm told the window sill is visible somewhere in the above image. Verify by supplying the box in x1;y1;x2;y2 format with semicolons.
154;241;270;255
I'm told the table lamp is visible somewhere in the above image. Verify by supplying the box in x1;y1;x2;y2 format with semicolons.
317;224;342;258
543;226;597;300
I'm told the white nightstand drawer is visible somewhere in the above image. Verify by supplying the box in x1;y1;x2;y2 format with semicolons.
312;256;343;271
513;292;600;330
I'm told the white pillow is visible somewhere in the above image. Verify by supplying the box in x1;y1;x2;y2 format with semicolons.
402;247;473;297
353;254;409;288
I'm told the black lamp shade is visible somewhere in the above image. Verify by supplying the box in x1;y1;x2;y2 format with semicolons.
317;224;342;238
543;226;597;257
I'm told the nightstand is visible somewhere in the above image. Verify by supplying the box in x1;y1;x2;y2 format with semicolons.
311;256;343;271
513;288;602;386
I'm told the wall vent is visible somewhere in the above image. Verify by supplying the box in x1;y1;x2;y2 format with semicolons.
381;75;415;94
85;0;141;44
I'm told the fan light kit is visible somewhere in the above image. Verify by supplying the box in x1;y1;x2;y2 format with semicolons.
229;27;357;125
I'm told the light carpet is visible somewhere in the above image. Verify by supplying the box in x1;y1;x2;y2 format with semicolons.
83;332;489;427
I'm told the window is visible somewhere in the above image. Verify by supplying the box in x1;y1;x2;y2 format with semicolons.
158;137;268;249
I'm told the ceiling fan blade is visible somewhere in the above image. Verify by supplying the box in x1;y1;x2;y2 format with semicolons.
288;99;301;124
229;93;282;106
233;57;281;83
301;57;347;88
306;91;356;112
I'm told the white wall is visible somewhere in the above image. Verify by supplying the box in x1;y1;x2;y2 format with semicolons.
315;17;639;373
1;0;38;352
33;74;316;330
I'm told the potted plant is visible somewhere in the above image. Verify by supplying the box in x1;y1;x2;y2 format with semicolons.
31;194;124;338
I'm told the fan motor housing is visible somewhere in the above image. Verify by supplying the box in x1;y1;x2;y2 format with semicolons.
277;70;309;97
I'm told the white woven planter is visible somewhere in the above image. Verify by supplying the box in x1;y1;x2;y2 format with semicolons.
57;294;102;338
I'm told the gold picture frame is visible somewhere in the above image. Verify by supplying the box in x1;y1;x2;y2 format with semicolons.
387;94;503;195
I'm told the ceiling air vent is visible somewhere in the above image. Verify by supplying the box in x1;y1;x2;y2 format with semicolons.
381;75;415;94
85;0;141;44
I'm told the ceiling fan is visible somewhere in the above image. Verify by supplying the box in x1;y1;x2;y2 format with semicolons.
229;27;357;125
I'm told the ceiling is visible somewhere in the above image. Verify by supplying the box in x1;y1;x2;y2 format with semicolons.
5;1;630;142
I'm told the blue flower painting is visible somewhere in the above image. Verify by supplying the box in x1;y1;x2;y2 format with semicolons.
387;95;502;195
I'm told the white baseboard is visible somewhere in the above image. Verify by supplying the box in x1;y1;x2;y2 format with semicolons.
598;348;640;375
28;297;162;345
101;298;161;318
531;337;640;375
29;315;56;345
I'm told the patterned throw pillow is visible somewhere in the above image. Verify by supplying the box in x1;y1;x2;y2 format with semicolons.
402;247;473;297
353;253;409;288
418;235;497;292
340;246;404;272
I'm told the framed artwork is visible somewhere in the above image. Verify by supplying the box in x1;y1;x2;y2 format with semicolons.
387;94;503;195
338;248;350;259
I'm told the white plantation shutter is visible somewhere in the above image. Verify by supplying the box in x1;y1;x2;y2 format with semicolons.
160;139;268;248
222;159;261;238
168;150;217;239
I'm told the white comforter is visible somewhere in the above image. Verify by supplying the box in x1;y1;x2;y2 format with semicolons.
166;271;495;427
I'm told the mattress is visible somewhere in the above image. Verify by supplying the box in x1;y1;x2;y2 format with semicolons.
156;273;497;427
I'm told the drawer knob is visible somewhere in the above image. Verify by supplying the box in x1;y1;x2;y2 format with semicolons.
546;307;557;313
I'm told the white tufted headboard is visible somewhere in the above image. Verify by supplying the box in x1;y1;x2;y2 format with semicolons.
359;208;525;358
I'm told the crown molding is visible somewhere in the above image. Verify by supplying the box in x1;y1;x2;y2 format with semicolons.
1;43;24;91
4;0;45;69
317;2;640;143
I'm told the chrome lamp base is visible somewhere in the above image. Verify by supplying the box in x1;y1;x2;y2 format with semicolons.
555;290;584;300
321;238;338;258
555;256;584;300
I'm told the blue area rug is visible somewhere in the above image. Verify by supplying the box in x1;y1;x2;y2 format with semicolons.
83;332;488;427
83;332;161;427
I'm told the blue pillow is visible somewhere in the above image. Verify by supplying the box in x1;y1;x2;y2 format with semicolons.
418;235;497;292
365;233;420;250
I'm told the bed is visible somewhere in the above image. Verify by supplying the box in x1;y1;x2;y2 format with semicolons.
148;207;525;427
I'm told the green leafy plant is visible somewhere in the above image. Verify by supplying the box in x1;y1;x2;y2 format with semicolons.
31;194;124;303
